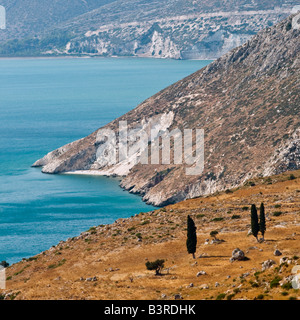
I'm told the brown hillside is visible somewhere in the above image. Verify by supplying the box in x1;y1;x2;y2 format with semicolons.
1;170;299;300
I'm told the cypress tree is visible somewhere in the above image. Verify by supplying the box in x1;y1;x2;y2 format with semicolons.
186;215;197;258
251;204;259;242
259;202;266;240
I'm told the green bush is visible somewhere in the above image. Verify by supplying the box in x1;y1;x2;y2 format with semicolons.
211;217;224;222
270;276;281;288
216;293;226;300
281;282;293;290
210;230;219;239
145;259;165;275
140;220;150;226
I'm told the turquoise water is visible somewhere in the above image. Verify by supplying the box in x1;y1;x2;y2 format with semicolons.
0;57;210;264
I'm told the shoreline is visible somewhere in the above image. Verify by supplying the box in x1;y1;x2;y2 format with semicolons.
62;170;122;178
0;55;215;61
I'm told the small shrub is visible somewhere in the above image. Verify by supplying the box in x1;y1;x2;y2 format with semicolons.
211;217;224;222
256;294;264;300
231;215;241;219
273;211;282;217
242;206;249;211
281;292;289;296
289;296;297;300
216;293;226;300
88;227;97;234
196;214;205;218
251;282;259;288
145;259;165;275
270;276;281;289
281;282;293;290
265;177;272;185
136;233;142;239
288;174;296;180
48;259;66;269
140;220;150;226
274;204;281;208
210;230;219;239
254;271;262;278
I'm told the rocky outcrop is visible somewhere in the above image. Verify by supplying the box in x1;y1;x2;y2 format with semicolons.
63;10;293;60
230;248;245;262
33;15;300;206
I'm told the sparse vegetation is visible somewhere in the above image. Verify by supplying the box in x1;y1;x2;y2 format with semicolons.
211;217;224;222
145;259;165;276
216;293;226;300
210;230;219;240
1;170;299;300
270;276;281;289
48;259;66;269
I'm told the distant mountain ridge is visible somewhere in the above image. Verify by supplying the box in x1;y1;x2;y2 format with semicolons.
33;14;300;206
0;0;299;58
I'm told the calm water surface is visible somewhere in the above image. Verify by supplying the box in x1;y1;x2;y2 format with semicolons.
0;57;210;263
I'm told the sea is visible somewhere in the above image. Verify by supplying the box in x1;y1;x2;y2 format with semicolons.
0;57;210;264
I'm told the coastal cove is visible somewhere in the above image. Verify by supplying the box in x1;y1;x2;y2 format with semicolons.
0;57;210;264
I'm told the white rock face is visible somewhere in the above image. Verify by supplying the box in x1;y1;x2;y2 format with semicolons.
62;10;293;60
35;111;175;177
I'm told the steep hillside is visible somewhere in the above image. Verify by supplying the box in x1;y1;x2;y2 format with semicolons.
1;170;299;300
0;0;299;58
0;0;116;41
33;14;300;206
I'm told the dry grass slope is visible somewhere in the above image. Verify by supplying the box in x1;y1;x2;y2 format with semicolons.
1;170;299;300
